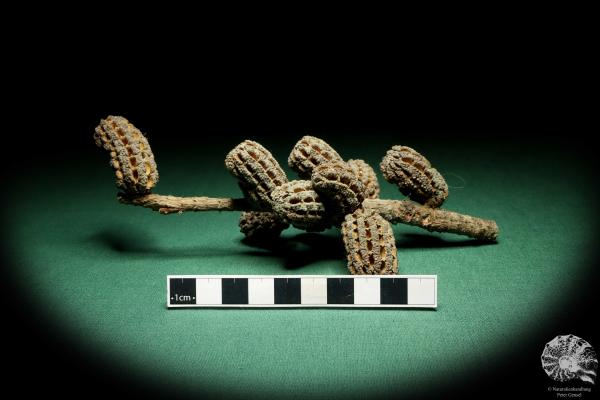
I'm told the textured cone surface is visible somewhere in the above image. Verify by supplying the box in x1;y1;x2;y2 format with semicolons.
380;145;448;207
288;136;344;179
311;161;366;218
271;180;330;231
347;159;380;199
342;209;398;275
94;115;159;194
239;211;289;239
225;140;288;209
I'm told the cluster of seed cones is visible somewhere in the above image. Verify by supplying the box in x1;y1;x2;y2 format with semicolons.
95;115;491;276
225;135;451;275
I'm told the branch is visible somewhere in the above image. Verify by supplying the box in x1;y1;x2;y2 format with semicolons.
118;193;498;241
118;193;253;214
363;199;498;241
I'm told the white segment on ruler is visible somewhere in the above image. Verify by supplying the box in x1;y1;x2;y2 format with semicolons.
196;277;221;305
248;278;275;305
354;277;381;305
300;277;328;304
407;277;436;306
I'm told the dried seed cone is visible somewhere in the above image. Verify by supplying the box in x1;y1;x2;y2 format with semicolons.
94;115;159;194
347;159;380;199
342;209;398;275
225;140;288;209
239;211;289;239
380;145;448;208
271;180;330;231
311;161;366;218
288;136;344;179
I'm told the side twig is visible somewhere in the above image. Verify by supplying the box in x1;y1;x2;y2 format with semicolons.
118;193;498;241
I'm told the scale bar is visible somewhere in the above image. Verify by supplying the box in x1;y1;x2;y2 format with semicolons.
168;275;437;309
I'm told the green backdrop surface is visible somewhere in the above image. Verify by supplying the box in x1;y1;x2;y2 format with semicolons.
6;136;596;398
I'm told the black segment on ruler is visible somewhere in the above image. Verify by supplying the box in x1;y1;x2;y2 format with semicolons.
380;278;408;304
221;278;249;304
327;278;354;304
170;278;196;305
274;278;301;304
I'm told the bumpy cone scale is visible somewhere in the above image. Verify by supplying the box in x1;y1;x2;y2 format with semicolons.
224;140;288;209
342;209;398;275
271;180;330;232
288;135;344;179
347;159;380;199
311;161;366;220
380;145;448;208
94;116;159;194
239;211;289;239
224;140;290;237
95;116;499;275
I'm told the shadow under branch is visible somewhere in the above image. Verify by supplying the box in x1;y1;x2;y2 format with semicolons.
88;226;496;270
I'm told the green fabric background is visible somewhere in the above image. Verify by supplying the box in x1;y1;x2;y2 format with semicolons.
5;137;596;398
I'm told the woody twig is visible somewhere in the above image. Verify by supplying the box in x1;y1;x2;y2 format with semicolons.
117;193;498;241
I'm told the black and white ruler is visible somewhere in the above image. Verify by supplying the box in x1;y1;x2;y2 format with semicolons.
167;275;437;308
